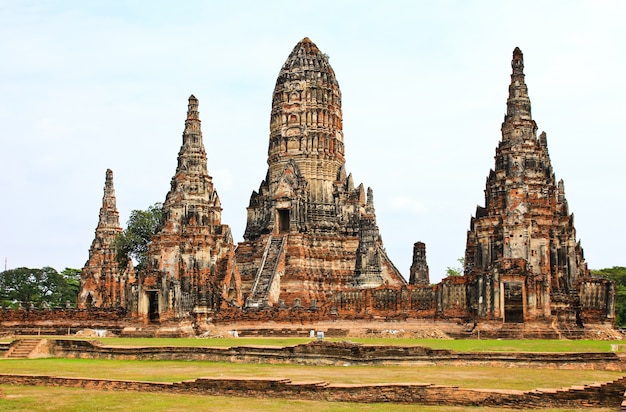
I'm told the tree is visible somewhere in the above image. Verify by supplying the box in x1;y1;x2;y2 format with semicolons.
446;258;465;277
60;268;81;305
591;266;626;326
115;202;163;272
0;267;80;308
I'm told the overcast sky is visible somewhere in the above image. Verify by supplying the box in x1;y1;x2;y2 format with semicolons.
1;1;624;283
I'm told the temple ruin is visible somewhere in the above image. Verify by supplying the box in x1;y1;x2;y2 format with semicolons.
78;169;134;309
125;95;242;323
462;47;615;325
235;38;406;309
75;41;615;333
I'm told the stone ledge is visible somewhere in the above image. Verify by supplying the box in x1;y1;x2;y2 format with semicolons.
43;339;626;370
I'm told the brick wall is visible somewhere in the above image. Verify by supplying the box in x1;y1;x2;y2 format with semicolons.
47;339;625;370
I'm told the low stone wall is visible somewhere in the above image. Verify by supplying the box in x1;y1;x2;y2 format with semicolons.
0;373;624;408
1;307;619;340
0;308;127;336
46;339;626;370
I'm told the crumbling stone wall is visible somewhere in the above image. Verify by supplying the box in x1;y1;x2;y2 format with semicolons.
0;308;127;335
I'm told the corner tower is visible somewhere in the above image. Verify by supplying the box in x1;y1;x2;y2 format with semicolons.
464;48;614;324
136;96;241;323
238;38;405;308
78;169;133;308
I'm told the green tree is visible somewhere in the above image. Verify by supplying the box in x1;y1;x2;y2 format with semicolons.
115;202;163;272
60;267;81;305
446;257;465;277
0;267;80;308
591;266;626;326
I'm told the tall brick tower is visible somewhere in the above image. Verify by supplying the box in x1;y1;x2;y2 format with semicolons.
78;169;133;308
237;38;405;308
409;241;430;286
464;48;613;324
134;96;241;322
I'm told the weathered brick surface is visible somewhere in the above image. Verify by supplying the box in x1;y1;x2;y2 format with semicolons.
131;96;242;323
463;47;614;325
237;38;406;310
78;169;134;309
71;41;614;332
40;339;626;371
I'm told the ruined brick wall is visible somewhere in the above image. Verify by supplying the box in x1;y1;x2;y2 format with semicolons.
579;278;616;321
435;276;468;317
0;308;127;335
32;339;626;370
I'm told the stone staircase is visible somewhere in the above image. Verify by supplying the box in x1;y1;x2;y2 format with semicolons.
6;338;43;358
245;235;286;309
496;323;525;339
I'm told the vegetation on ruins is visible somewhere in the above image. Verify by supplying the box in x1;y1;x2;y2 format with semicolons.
445;257;464;277
0;267;79;308
114;202;162;272
592;266;626;326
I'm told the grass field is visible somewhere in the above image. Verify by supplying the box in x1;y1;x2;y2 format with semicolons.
0;385;617;412
0;357;623;389
2;335;623;352
1;337;624;411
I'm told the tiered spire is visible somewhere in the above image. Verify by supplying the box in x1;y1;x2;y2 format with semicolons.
161;95;221;231
97;169;121;230
505;47;532;122
267;37;344;203
78;168;128;309
176;95;211;177
502;47;537;144
138;95;241;320
464;47;591;321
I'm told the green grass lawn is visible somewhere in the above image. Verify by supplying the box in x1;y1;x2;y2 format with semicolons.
1;385;616;412
0;385;617;412
2;335;623;352
1;338;624;411
0;358;622;390
102;336;623;352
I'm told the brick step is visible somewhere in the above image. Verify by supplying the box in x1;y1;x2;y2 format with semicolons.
6;339;42;358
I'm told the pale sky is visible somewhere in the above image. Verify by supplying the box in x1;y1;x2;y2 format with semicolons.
1;1;624;283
